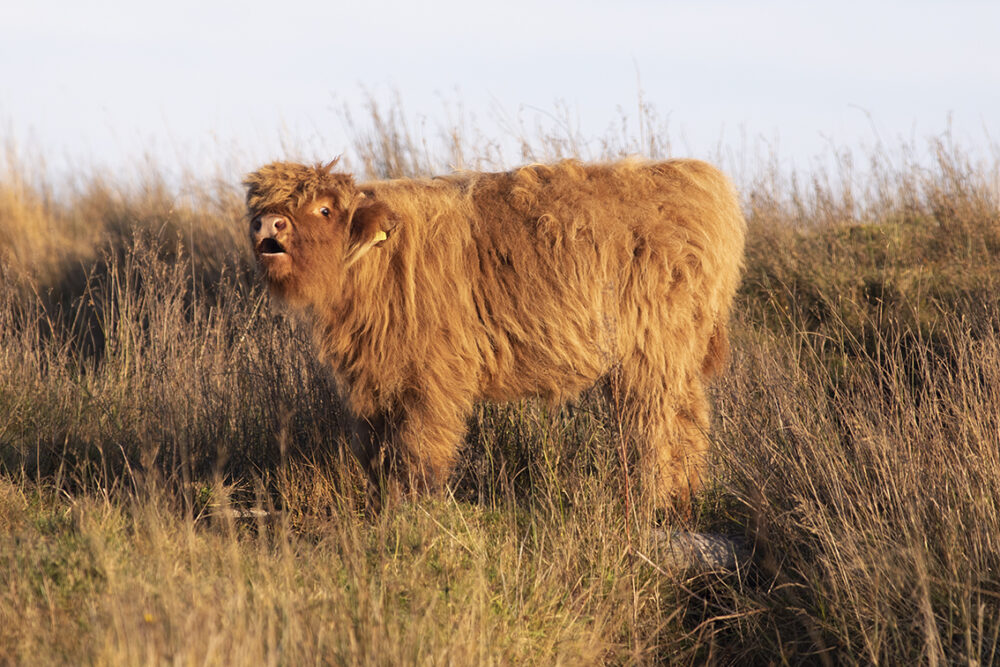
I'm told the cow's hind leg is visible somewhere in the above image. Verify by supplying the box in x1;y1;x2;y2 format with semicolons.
615;360;711;512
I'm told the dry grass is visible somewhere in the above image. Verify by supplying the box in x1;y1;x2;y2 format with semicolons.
1;104;999;664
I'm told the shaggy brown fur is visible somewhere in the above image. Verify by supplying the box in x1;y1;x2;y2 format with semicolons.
243;157;746;508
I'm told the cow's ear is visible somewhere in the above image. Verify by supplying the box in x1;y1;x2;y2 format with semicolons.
345;197;398;267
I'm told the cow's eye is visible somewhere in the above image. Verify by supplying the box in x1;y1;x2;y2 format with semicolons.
320;207;331;218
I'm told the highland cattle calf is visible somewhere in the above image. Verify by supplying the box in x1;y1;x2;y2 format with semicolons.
243;158;745;510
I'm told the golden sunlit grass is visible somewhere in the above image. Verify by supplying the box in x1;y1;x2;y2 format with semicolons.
1;104;999;663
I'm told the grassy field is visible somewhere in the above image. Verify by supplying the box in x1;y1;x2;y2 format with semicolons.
2;108;999;664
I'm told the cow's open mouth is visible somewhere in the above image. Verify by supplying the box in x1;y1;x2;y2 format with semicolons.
258;238;285;255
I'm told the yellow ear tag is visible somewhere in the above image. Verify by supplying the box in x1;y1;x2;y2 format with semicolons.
373;231;388;243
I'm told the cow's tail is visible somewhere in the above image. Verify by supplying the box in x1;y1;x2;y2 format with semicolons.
701;323;730;377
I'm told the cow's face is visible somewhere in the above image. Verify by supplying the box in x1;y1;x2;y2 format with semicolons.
249;195;333;288
248;183;396;303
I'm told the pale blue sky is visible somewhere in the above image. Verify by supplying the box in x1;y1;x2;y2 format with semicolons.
3;0;998;181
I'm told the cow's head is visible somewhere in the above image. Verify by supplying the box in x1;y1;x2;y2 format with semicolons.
243;159;397;302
